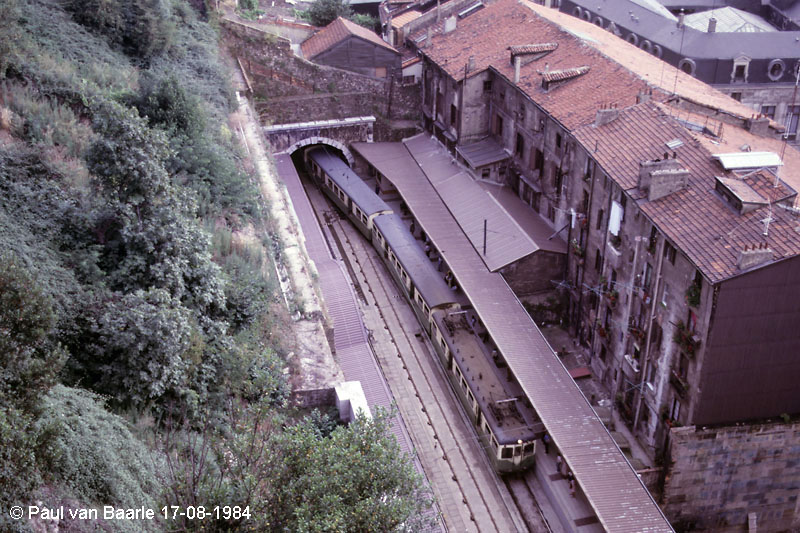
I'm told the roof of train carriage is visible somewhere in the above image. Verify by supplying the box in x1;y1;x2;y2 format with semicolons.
307;146;391;217
373;213;460;311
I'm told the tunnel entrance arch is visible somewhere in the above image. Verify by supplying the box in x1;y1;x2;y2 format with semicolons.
285;137;354;166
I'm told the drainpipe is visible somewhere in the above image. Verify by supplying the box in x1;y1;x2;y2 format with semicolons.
575;155;596;339
633;237;665;433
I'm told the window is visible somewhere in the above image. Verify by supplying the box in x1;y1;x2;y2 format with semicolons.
599;344;607;362
670;396;681;421
515;133;524;156
554;169;563;196
663;241;676;264
643;262;653;292
619;195;627;222
532;192;541;212
533;149;544;171
483;79;492;92
761;105;776;120
733;64;746;83
584;157;595;180
596;208;604;230
661;283;669;307
450;104;457;126
595;249;601;271
786;105;800;138
501;446;513;459
582;190;589;214
493;114;504;136
555;132;563;152
547;203;555;222
436;91;444;119
731;92;742;102
482;168;490;179
647;361;656;386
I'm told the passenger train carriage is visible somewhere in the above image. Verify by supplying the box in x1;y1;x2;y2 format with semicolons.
304;146;541;472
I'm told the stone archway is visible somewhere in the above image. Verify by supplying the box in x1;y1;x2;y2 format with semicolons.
284;137;355;166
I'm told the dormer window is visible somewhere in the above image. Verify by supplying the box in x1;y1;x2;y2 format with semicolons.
731;56;750;83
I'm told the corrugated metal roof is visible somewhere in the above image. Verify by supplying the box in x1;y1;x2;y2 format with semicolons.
373;214;460;309
712;151;783;170
353;137;673;532
362;140;539;271
308;147;392;216
456;136;510;168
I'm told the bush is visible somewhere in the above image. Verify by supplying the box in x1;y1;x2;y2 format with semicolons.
37;385;164;533
64;0;173;61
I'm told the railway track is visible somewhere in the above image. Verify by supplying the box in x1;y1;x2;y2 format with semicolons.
300;173;537;532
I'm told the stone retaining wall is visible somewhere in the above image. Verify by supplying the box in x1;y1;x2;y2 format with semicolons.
663;422;800;532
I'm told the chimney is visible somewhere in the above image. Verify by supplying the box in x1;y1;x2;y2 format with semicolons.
636;89;650;104
708;17;717;33
514;55;521;84
638;158;689;201
468;55;476;73
746;115;770;137
436;0;441;22
426;26;432;47
738;245;773;271
443;15;457;34
594;107;620;127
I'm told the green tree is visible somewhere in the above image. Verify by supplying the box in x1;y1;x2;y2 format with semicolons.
302;0;352;27
0;255;66;531
65;0;173;61
79;288;203;409
36;385;164;533
266;408;435;532
0;254;66;414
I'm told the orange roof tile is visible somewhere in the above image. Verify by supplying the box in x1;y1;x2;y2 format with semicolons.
524;2;775;126
574;102;800;282
415;0;654;129
391;9;422;28
301;17;398;60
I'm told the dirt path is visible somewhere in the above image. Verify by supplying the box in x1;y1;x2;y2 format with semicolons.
233;91;344;390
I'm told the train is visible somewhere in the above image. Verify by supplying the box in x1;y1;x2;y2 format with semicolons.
303;146;542;473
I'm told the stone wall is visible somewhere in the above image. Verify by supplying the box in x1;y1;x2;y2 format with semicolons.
223;19;420;138
290;387;336;409
663;422;800;532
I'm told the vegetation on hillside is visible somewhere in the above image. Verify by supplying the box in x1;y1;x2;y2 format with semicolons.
0;0;432;531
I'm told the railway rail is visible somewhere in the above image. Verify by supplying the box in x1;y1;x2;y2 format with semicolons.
302;170;537;532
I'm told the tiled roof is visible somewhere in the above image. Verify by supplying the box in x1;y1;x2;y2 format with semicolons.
414;0;764;129
541;66;590;83
525;3;771;123
509;43;558;55
573;101;800;283
391;9;422;28
301;17;398;60
415;0;651;129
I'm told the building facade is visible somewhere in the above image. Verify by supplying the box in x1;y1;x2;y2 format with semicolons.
410;0;800;458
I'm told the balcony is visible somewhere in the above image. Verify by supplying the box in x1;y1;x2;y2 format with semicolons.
670;369;688;398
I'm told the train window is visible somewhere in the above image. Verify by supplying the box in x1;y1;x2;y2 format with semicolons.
423;303;430;315
514;446;521;457
501;447;513;459
461;378;467;391
440;338;446;351
523;442;534;455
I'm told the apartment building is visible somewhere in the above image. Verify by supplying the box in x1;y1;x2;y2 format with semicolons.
409;0;800;454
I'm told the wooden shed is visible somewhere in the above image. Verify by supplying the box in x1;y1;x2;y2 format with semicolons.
301;17;401;78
